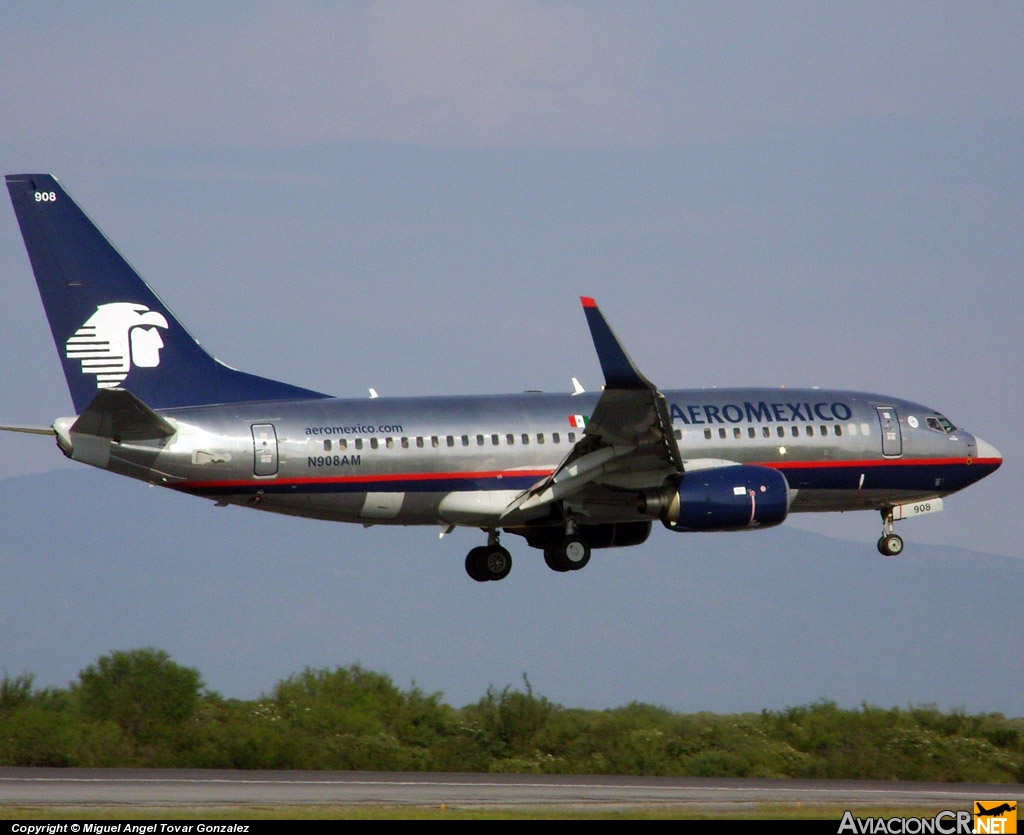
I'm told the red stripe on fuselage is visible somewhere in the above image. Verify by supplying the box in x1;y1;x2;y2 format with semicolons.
175;468;554;491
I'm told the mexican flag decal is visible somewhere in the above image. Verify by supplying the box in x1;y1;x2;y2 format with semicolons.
568;414;589;428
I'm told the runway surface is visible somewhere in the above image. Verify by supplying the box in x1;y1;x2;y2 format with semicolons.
1;769;1020;810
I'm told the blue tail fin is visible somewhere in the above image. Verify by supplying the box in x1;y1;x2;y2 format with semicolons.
7;174;330;412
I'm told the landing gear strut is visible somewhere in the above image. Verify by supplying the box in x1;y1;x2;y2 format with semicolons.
465;530;512;582
877;509;904;557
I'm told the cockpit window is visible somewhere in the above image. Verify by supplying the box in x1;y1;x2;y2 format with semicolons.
926;415;956;433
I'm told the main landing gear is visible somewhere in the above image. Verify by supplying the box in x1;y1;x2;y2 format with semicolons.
464;524;595;581
877;509;904;557
465;531;512;582
543;529;591;573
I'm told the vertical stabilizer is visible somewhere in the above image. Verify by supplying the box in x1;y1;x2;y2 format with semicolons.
6;174;329;412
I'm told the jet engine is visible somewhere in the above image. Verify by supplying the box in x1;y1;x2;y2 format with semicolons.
639;465;790;532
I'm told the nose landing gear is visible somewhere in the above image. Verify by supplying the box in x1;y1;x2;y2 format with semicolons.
877;509;904;556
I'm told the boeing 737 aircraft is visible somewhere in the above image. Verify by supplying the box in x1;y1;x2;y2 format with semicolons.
3;174;1002;581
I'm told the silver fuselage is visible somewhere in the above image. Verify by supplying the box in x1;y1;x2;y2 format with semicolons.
53;387;1000;530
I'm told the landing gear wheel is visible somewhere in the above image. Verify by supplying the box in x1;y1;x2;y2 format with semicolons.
543;536;591;572
465;545;512;581
483;545;512;581
877;534;903;557
543;545;570;573
877;508;903;557
465;546;488;582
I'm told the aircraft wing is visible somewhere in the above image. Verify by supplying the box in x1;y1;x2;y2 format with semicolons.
505;298;682;516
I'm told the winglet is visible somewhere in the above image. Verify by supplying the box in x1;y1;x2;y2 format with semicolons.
580;297;654;390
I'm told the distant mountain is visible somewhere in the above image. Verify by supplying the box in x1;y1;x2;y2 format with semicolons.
2;469;1021;716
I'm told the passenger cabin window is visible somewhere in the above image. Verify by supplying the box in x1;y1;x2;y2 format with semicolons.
704;428;712;440
506;433;515;445
323;440;331;451
461;435;469;446
521;434;529;445
355;439;363;450
553;432;561;443
491;434;499;445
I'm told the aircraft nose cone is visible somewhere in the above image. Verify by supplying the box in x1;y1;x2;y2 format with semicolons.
974;437;1002;468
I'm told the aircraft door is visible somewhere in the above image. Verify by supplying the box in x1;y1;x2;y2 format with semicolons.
876;407;902;457
251;424;279;476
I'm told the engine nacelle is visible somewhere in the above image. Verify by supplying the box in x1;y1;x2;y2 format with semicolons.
641;465;790;532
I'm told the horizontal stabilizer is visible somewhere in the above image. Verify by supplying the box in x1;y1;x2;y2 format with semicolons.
0;424;56;436
71;389;177;442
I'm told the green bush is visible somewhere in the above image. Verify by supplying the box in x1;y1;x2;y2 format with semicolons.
1;654;1020;779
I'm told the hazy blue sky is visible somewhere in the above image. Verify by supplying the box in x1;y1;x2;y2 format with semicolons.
1;3;1021;710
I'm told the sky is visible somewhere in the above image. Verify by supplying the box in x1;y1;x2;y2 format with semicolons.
1;3;1021;710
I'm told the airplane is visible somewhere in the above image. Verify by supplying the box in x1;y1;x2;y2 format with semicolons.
975;803;1016;818
3;174;1002;581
